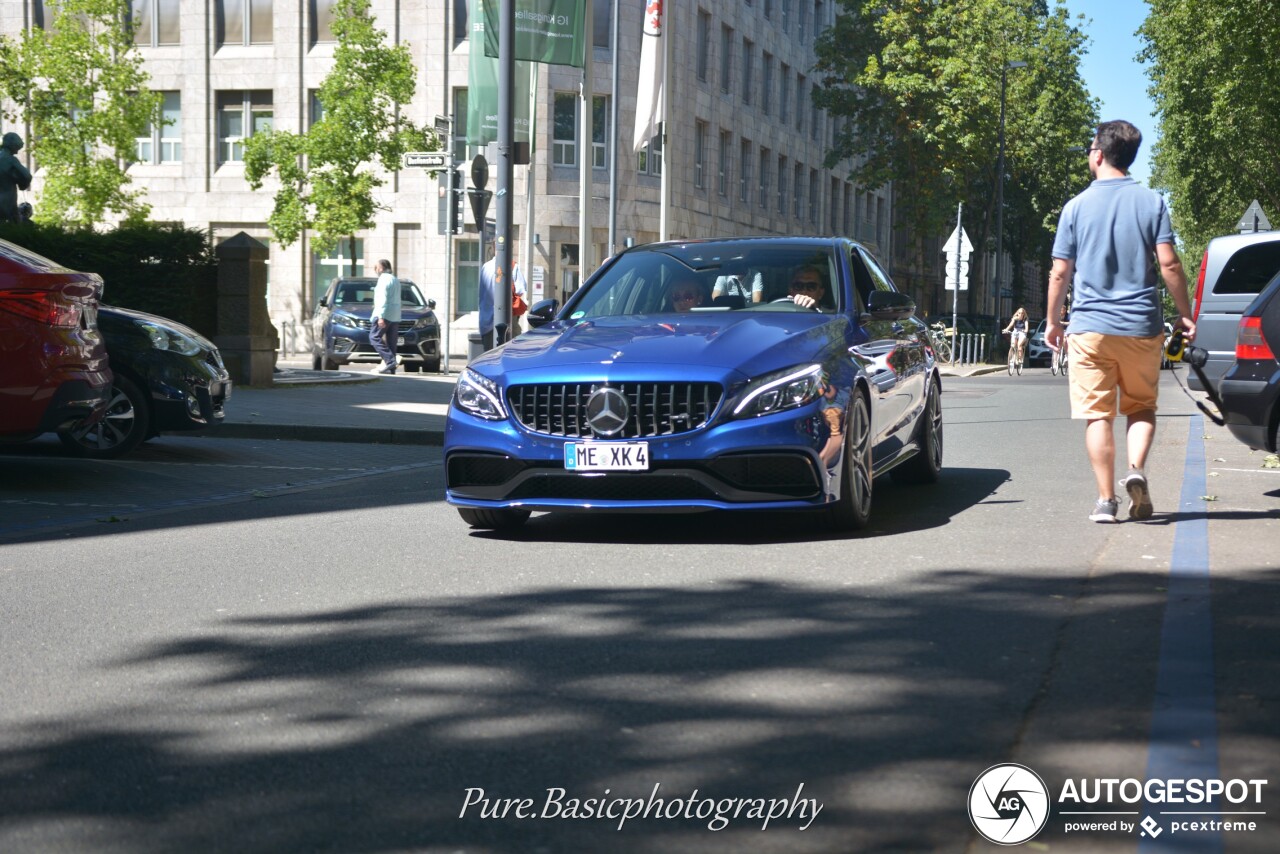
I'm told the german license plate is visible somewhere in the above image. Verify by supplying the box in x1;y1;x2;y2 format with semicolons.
564;442;649;471
397;335;406;345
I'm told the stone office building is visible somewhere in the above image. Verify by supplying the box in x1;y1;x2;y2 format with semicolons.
2;0;892;359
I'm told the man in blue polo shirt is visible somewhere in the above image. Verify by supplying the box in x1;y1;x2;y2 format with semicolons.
1045;120;1196;523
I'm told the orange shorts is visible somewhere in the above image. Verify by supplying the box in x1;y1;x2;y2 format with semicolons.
1067;331;1163;420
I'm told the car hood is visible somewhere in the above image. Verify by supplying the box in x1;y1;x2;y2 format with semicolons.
100;304;217;350
471;313;859;381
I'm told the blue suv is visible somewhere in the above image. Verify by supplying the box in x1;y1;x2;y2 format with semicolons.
310;277;440;372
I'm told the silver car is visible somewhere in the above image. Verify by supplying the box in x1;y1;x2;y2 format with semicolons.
1188;230;1280;391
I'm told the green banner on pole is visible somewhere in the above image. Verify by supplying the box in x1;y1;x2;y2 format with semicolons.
468;0;538;147
482;0;586;68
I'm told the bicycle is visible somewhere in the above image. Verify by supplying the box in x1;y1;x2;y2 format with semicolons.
1004;331;1025;376
1050;341;1069;377
927;322;953;364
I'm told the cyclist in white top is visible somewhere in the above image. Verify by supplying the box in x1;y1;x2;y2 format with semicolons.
1003;307;1030;364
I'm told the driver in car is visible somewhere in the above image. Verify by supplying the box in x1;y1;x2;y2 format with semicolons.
787;265;828;309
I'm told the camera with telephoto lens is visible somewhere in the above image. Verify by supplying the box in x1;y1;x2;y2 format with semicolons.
1165;328;1208;367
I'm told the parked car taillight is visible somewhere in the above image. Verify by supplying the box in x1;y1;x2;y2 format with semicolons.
1235;316;1274;361
1192;248;1208;321
0;288;82;327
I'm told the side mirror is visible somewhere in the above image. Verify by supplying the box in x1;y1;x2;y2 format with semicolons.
427;298;437;310
317;297;328;308
527;298;559;328
866;290;916;321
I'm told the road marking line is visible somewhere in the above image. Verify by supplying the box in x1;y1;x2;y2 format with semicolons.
1140;415;1221;853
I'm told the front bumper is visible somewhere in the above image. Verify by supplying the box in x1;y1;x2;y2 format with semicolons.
445;401;839;513
329;324;440;364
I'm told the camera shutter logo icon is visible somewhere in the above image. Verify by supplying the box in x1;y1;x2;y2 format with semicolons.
968;763;1050;845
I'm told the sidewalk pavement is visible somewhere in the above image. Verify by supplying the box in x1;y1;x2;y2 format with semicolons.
214;358;1004;446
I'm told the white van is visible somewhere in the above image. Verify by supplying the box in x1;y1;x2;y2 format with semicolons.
1188;231;1280;391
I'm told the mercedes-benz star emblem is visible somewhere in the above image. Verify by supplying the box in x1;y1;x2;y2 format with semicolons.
586;387;629;437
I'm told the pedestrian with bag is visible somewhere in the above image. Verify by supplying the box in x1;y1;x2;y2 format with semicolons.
1045;120;1196;523
479;244;528;350
369;259;402;375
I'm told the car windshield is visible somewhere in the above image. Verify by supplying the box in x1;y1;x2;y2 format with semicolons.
334;280;427;308
568;242;841;318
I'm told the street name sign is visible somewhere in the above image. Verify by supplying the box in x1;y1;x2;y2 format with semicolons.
403;152;449;169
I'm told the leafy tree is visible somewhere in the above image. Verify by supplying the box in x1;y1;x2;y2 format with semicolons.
244;0;435;274
1140;0;1280;275
812;0;1094;313
0;0;161;227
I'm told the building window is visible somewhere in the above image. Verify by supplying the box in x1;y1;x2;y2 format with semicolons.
812;103;821;142
453;0;468;45
761;54;773;116
313;238;364;307
638;132;662;177
217;90;272;165
309;90;325;126
694;120;707;189
798;0;808;43
793;163;804;218
135;91;181;163
133;0;180;46
877;196;887;248
217;0;273;47
592;94;610;170
739;139;752;204
593;0;613;49
720;26;733;96
779;65;790;125
781;0;791;33
809;169;819;223
452;88;468;162
815;0;825;40
696;11;711;83
455;240;481;313
553;92;577;166
310;0;335;43
718;130;731;197
796;75;805;132
742;39;754;106
758;147;770;209
764;0;773;19
843;183;853;235
829;177;839;232
777;156;787;215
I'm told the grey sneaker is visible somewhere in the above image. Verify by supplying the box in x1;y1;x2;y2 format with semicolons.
1120;471;1153;520
1089;498;1119;523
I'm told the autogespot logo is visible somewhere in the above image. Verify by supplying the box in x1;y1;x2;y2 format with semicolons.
969;763;1051;845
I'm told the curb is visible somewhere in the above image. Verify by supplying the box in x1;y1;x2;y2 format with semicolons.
214;423;444;446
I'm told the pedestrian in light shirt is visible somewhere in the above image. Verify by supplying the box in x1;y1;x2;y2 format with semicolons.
370;259;402;375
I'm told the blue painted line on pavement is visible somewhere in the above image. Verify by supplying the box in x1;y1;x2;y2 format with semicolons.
1138;415;1221;853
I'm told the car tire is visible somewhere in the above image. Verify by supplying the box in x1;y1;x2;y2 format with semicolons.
312;353;323;370
458;507;531;530
825;392;873;532
423;356;442;374
892;378;943;485
404;362;422;373
322;355;339;371
57;374;149;459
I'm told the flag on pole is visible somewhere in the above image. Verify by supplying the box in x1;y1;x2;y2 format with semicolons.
633;0;664;153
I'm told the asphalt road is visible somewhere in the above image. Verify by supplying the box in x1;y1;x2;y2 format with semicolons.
0;367;1276;853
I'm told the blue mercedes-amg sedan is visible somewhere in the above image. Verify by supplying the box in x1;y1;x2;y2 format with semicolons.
444;237;943;531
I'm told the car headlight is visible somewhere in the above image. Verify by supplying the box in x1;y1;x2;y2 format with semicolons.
334;312;361;328
137;320;203;356
413;313;437;330
454;368;508;420
731;364;825;418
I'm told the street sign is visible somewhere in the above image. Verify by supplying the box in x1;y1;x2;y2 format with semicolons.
944;224;974;255
471;154;490;190
944;259;970;291
403;151;449;169
1236;199;1272;234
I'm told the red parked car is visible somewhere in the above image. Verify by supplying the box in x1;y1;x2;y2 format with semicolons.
0;237;111;443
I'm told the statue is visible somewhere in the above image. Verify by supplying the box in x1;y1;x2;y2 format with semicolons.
0;132;33;223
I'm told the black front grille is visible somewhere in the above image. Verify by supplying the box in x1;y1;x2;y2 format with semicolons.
352;318;415;332
508;382;723;438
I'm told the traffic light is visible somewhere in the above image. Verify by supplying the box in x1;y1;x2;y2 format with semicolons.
438;169;465;235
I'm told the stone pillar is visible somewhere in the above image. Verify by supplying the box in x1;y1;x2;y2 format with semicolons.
214;232;276;387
